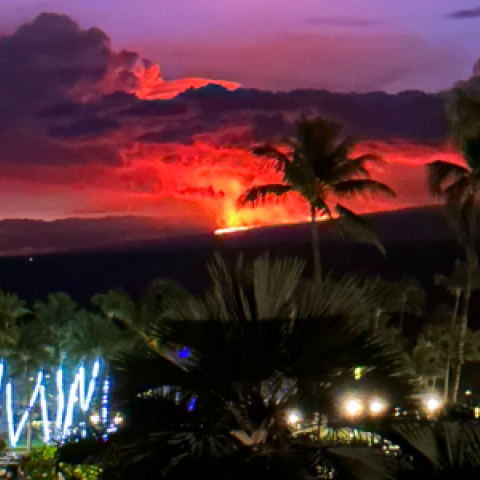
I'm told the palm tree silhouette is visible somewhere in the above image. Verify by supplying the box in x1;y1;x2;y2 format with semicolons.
434;260;480;403
237;117;395;281
426;91;480;403
100;254;414;479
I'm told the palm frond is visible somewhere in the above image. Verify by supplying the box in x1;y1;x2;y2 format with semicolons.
252;145;290;171
333;179;395;198
91;288;136;326
335;204;387;255
236;184;292;207
333;154;383;181
426;160;470;197
325;446;396;480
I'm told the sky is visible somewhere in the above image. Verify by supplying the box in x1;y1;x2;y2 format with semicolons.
0;3;479;253
1;0;480;92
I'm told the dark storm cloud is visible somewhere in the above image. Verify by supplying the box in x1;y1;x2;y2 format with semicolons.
304;16;382;27
446;7;480;19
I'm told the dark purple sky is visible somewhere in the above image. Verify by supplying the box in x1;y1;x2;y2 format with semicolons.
2;0;480;92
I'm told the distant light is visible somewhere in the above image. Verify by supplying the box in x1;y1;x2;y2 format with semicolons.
113;413;123;425
90;413;100;425
370;399;386;415
466;389;472;396
354;367;364;380
345;398;363;417
425;396;441;412
287;410;301;425
28;257;34;262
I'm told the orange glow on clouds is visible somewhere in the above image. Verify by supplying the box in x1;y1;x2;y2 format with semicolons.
54;138;461;234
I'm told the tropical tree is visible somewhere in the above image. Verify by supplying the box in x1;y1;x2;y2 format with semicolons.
92;288;162;352
411;336;445;391
237;117;395;281
5;322;52;451
379;419;480;480
434;260;480;402
426;90;480;404
0;289;29;348
65;309;130;366
76;254;415;479
32;292;78;366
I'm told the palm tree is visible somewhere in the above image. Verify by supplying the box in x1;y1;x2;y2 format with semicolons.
92;288;160;351
5;322;52;451
237;117;395;281
411;335;445;391
379;419;480;480
434;260;480;402
65;309;130;366
395;276;425;335
90;254;415;479
426;91;480;404
32;293;78;366
0;290;29;348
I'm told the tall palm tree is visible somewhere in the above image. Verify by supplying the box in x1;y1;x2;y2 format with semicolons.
5;322;52;451
237;117;395;281
411;336;445;391
427;91;480;404
434;260;480;402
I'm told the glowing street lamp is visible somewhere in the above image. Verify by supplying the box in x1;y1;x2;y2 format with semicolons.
425;396;442;413
344;398;363;417
369;399;386;415
287;410;301;425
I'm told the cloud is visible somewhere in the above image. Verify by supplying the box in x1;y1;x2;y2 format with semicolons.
446;6;480;19
0;13;236;168
304;16;382;27
0;12;472;245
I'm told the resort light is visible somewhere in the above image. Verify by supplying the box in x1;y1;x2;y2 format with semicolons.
369;399;386;415
90;413;100;425
287;410;301;425
425;396;441;413
345;398;363;417
113;413;124;425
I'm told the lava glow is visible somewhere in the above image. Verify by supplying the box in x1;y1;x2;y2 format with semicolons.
0;13;469;246
214;226;254;235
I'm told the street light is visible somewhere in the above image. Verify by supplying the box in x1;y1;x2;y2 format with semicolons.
287;410;301;425
344;398;363;417
369;399;385;415
425;396;441;413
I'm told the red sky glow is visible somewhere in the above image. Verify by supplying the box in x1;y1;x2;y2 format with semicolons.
0;8;477;253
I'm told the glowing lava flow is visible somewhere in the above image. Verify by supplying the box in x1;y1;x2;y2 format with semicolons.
214;226;254;235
